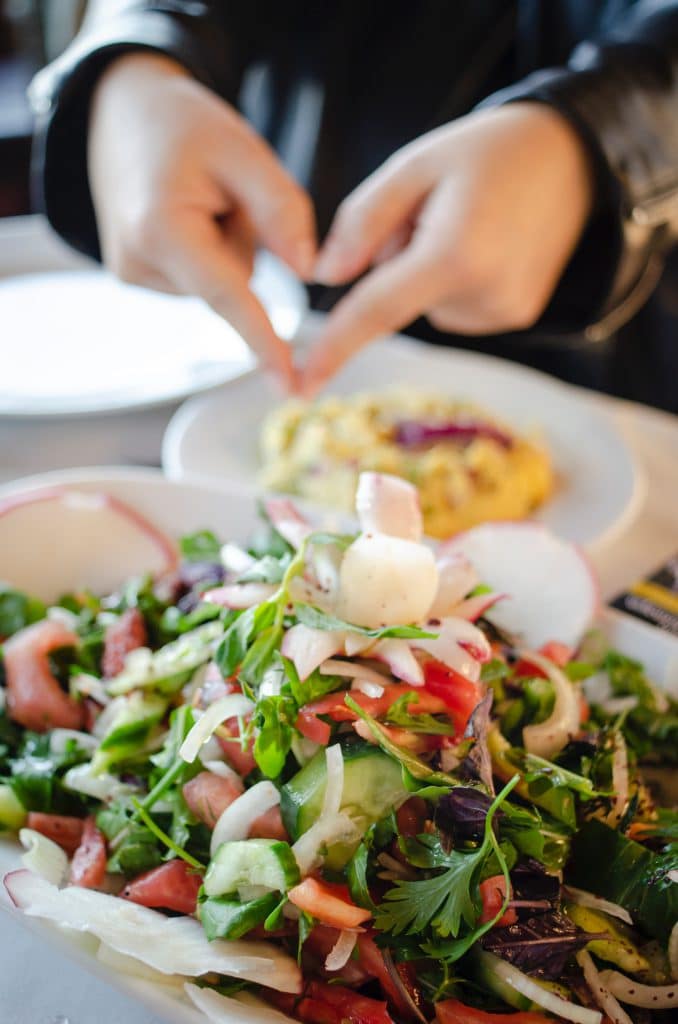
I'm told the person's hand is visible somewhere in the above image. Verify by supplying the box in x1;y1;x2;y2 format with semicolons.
88;53;316;386
301;103;593;393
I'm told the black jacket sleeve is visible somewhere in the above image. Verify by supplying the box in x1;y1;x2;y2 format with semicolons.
483;1;678;339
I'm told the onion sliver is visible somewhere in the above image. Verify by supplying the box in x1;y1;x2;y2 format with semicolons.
282;624;346;681
185;983;294;1024
204;583;278;609
563;887;633;926
412;617;487;681
371;638;424;686
598;970;677;1009
210;781;280;856
577;950;633;1024
4;870;301;992
180;694;253;764
483;951;602;1024
325;929;359;971
19;829;69;887
49;729;98;755
220;543;255;575
63;763;137;802
293;745;359;875
521;649;580;759
351;678;386;699
320;659;389;688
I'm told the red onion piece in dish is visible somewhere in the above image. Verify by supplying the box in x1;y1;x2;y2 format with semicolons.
355;472;422;541
394;418;513;449
282;624;347;681
263;497;311;549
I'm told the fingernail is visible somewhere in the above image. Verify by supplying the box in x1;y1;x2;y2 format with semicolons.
313;241;349;285
292;238;316;280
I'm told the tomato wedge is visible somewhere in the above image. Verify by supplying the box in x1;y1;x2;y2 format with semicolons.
121;859;202;915
182;770;242;829
4;620;84;732
296;684;449;746
514;641;572;677
296;981;395;1024
26;812;84;855
436;999;551;1024
216;716;256;775
357;932;422;1019
288;878;372;930
101;607;147;678
479;875;517;927
70;816;107;889
421;659;481;733
248;805;289;841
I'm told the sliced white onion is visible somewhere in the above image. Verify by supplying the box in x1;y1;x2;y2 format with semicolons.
185;983;294;1024
210;781;280;857
598;969;677;1009
322;743;344;816
292;745;359;875
263;497;311;549
204;583;278;609
320;658;389;687
259;665;285;697
71;672;110;706
370;638;424;686
63;763;137;802
351;678;386;699
669;920;678;981
325;929;359;972
18;829;69;887
355;472;422;542
49;729;98;755
601;696;639;715
577;950;633;1024
484;951;601;1024
180;695;254;764
429;553;478;617
521;650;581;759
338;533;438;629
412;617;486;681
344;634;375;657
4;870;301;992
197;734;227;766
281;623;346;681
220;542;255;575
563;887;633;926
97;942;188;988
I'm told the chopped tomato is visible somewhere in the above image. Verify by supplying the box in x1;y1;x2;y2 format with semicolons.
479;875;517;927
121;859;202;915
70;816;107;889
216;716;257;775
288;878;372;930
296;685;449;746
396;797;428;837
421;659;481;733
248;805;289;841
514;641;573;677
26;812;84;855
182;770;242;829
436;999;551;1024
579;691;590;724
101;607;147;678
357;932;422;1019
304;925;371;985
4;620;84;732
295;981;395;1024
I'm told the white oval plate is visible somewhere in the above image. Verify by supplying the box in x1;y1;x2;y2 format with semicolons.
163;326;643;551
0;255;306;418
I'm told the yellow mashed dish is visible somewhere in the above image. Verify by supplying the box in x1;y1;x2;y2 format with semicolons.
259;391;554;538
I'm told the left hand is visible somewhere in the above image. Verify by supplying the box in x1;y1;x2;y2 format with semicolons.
300;103;593;394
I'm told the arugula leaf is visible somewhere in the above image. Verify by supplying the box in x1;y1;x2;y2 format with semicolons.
9;732;90;814
386;692;457;735
216;601;275;677
180;530;221;562
500;803;571;871
294;603;437;640
132;798;205;869
0;587;46;638
253;694;297;778
239;625;282;688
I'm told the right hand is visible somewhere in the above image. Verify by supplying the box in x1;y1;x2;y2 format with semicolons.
88;53;316;386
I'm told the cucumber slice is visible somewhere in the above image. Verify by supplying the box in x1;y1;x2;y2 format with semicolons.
91;692;167;773
280;734;407;869
107;621;223;696
200;891;280;940
0;784;26;831
204;838;300;898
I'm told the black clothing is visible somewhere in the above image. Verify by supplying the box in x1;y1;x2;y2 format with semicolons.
30;1;678;410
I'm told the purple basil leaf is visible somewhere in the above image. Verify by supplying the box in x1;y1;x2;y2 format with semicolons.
481;911;594;979
177;560;225;589
434;787;494;848
510;859;561;908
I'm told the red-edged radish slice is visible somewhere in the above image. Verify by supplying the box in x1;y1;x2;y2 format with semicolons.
355;472;422;542
0;488;176;601
281;624;346;681
448;592;505;622
263;497;311;549
338;534;437;629
443;523;599;649
429;553;478;617
412;617;489;682
204;583;278;609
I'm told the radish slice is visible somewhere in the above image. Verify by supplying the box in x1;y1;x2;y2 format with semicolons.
210;782;281;857
443;523;599;649
338;534;437;629
449;592;505;622
370;638;424;686
577;950;633;1024
204;583;278;609
521;650;580;759
412;617;490;681
325;929;359;971
185;983;294;1024
263;497;311;549
310;542;343;599
282;624;346;681
18;829;69;887
597;970;677;1009
180;694;254;764
4;870;301;992
0;488;176;601
429;553;478;617
355;472;422;542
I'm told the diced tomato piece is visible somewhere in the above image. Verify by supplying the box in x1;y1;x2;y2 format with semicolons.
216;716;257;776
26;812;84;855
296;708;332;745
70;816;108;889
4;620;84;732
121;859;202;915
297;685;450;747
288;878;372;930
295;981;395;1024
578;691;590;724
479;875;517;927
248;805;289;841
421;659;481;734
396;797;428;837
436;1000;551;1024
182;770;242;829
304;925;371;984
357;932;422;1019
101;607;148;678
514;641;573;678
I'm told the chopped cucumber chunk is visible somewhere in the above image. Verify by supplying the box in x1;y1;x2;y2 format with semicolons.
205;838;300;898
107;621;223;696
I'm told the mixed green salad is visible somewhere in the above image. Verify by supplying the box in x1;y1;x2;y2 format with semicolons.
0;473;676;1024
